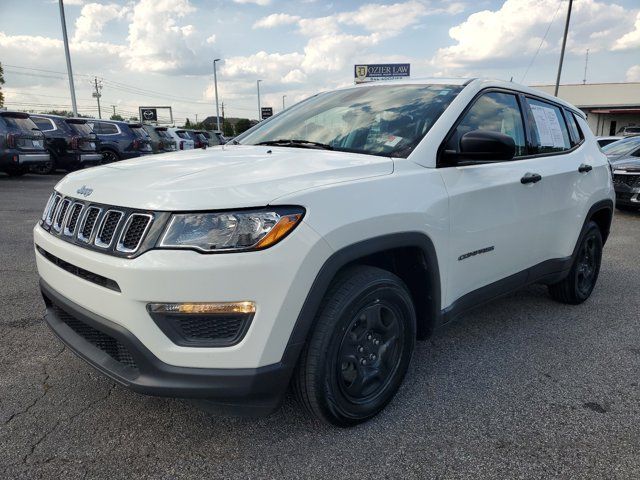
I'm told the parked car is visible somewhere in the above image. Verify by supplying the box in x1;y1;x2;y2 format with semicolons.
30;114;102;174
596;136;623;148
184;130;209;149
204;130;226;145
167;127;195;150
87;120;153;163
616;126;640;137
35;78;614;426
0;111;50;176
141;125;177;153
608;142;640;210
601;135;640;162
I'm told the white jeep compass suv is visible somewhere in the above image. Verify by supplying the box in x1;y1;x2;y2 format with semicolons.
34;79;614;426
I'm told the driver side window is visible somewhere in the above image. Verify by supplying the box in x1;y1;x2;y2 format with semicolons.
448;92;527;157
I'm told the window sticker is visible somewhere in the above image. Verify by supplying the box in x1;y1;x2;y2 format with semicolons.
384;135;403;147
529;103;565;148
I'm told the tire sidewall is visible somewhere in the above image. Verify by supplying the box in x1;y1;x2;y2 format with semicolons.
314;275;416;425
572;222;603;302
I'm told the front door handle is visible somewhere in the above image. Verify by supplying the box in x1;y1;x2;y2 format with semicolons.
521;172;542;184
578;163;593;173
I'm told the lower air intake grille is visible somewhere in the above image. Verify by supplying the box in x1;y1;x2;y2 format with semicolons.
613;174;639;189
53;305;138;372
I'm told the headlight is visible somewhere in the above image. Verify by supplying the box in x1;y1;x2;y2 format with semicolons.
158;207;304;253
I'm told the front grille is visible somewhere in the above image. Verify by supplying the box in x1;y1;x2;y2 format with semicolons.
53;305;138;372
40;191;161;258
613;173;640;189
95;210;123;248
36;246;121;292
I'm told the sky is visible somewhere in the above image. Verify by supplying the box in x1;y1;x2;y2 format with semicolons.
1;0;639;123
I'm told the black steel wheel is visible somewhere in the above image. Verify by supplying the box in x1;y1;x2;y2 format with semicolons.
100;150;119;164
293;265;415;427
549;221;602;304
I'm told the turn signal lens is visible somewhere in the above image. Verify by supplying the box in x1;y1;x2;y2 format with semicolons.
147;301;256;315
255;213;302;249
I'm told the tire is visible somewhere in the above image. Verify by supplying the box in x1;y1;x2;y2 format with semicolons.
31;151;56;175
548;221;603;305
100;150;120;164
293;265;416;427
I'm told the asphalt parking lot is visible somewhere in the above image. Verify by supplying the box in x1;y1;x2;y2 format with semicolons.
1;173;639;479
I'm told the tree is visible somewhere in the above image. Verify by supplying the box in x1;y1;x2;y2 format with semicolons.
42;110;90;118
0;62;4;108
129;116;139;122
235;118;251;134
110;113;124;121
184;118;192;128
222;120;234;137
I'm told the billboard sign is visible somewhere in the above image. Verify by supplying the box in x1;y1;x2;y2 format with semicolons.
261;107;274;120
354;64;410;84
138;106;173;125
140;108;158;122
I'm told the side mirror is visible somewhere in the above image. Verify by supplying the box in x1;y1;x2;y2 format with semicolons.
446;130;516;164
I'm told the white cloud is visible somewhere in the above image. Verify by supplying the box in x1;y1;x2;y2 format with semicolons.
432;0;638;72
206;34;217;44
222;51;305;80
626;65;640;82
336;1;428;34
123;0;200;73
233;0;271;5
253;13;301;29
73;3;129;42
613;12;640;51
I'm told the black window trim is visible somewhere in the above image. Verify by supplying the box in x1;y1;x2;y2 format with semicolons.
437;87;586;167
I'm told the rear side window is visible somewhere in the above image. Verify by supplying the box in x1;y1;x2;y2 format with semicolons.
564;110;583;146
67;122;92;136
447;91;527;157
32;117;56;132
92;122;119;135
525;98;571;153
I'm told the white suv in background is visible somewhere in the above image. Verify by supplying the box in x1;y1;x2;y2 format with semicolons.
167;127;195;150
34;79;614;426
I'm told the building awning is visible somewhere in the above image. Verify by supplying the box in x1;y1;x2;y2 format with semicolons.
588;108;640;114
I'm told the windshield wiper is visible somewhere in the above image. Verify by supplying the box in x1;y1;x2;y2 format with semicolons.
255;139;334;150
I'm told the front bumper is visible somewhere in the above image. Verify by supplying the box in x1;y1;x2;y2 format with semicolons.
41;280;293;414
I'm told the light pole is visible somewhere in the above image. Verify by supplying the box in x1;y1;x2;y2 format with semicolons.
257;79;262;121
282;95;286;110
213;58;221;132
554;0;573;97
58;0;77;116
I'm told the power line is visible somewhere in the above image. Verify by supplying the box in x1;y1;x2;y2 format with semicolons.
520;1;564;83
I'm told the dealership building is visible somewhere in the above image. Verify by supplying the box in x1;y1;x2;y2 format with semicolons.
533;82;640;136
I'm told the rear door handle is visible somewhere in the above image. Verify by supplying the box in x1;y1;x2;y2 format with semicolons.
578;163;593;173
521;172;542;184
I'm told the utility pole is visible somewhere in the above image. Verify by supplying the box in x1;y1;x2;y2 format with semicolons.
583;49;590;85
257;79;262;121
282;95;286;110
111;105;116;117
195;113;198;124
554;0;573;97
221;101;225;122
213;59;221;132
92;77;102;119
58;0;77;116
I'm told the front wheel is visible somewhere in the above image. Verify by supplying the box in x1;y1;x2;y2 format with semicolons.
100;150;120;164
548;221;603;304
293;266;416;427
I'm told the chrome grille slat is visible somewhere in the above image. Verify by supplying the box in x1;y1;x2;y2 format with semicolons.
94;210;124;248
45;194;61;226
77;206;102;243
53;199;71;232
64;203;84;236
42;193;56;221
116;214;153;253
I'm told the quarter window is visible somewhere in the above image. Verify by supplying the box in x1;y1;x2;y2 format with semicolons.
92;122;119;135
525;98;571;153
564;110;584;146
32;117;56;132
447;92;527;157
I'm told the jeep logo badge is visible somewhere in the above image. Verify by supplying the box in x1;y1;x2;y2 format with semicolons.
76;185;94;197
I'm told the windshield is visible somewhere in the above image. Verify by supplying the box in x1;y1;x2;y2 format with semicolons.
238;84;463;158
68;122;93;136
602;137;640;156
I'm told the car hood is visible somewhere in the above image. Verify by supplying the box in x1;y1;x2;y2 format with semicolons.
55;145;393;210
610;157;640;172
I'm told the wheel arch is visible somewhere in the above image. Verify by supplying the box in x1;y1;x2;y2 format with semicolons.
283;232;442;369
587;200;614;245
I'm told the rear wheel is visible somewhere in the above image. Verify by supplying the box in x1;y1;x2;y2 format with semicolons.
293;266;416;427
548;221;603;304
100;150;119;164
31;151;56;175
